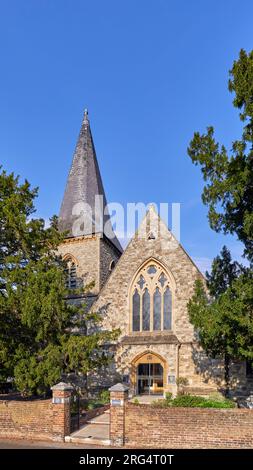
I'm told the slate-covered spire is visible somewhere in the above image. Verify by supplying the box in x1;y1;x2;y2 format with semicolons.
59;109;122;252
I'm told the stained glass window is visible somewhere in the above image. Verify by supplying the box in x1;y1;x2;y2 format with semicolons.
69;263;77;288
147;265;157;276
132;289;140;331
158;273;167;288
142;288;150;331
163;287;172;330
131;262;173;333
153;287;161;330
65;258;77;289
137;275;145;290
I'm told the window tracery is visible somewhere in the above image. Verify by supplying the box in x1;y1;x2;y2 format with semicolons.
131;261;172;332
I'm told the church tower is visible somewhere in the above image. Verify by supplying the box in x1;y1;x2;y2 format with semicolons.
58;110;122;305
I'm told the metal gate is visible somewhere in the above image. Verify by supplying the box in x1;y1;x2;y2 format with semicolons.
70;390;80;433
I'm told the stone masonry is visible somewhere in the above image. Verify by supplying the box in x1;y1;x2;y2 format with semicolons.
91;206;251;397
58;233;121;297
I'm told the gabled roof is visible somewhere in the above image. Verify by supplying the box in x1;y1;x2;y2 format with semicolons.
93;204;205;300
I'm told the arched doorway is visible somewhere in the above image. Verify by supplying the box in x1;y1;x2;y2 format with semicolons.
137;362;164;395
131;352;167;395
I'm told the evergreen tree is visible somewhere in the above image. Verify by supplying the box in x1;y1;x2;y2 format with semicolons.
188;273;253;396
188;246;251;395
188;49;253;263
206;245;245;298
0;167;119;396
187;49;253;395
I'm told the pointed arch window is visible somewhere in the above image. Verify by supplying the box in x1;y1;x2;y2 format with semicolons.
130;261;173;332
163;287;172;330
153;287;161;330
142;288;150;331
132;289;140;331
64;256;78;289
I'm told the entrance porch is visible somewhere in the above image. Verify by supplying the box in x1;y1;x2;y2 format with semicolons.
130;351;170;396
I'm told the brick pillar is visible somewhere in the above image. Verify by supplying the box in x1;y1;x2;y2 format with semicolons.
109;383;129;447
51;382;73;441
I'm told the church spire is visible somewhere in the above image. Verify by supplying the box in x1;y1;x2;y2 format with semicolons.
59;109;122;252
83;108;89;124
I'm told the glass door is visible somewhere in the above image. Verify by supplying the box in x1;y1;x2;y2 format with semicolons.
137;363;163;395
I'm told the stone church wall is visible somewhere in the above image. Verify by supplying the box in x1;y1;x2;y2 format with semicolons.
90;208;252;397
59;235;99;294
99;237;121;289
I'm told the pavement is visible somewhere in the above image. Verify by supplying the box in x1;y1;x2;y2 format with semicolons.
66;409;110;446
0;438;107;449
0;410;112;449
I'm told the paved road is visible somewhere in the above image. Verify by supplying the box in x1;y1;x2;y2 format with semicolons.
0;439;107;449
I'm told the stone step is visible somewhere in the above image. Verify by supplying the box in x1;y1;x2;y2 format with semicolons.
87;412;110;425
87;419;110;425
68;422;110;445
65;435;111;446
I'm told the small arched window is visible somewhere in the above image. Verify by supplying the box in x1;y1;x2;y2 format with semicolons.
109;260;115;271
131;261;173;332
64;256;78;289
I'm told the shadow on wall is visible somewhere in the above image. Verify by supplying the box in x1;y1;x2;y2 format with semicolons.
59;300;121;398
191;344;249;397
86;302;122;397
192;346;224;388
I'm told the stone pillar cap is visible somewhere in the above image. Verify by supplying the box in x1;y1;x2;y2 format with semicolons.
109;383;129;392
51;382;74;391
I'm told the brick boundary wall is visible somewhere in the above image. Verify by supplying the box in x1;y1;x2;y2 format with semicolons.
109;384;253;448
124;403;253;449
0;382;73;442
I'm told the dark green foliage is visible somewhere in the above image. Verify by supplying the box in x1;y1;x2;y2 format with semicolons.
187;50;253;395
82;390;110;411
187;49;253;263
132;398;140;405
164;392;173;401
99;389;110;404
206;245;246;298
151;394;235;408
86;401;102;411
169;394;235;408
188;274;253;394
0;167;119;396
189;245;253;394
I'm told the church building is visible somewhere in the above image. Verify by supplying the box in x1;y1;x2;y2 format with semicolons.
58;110;252;398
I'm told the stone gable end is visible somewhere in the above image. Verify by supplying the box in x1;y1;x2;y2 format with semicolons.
92;206;204;343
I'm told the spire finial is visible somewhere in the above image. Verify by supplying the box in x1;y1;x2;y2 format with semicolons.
83;108;89;124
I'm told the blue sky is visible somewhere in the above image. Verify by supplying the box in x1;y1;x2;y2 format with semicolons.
0;0;252;272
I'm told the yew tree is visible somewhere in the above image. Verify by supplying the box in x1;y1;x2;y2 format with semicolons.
188;49;253;264
187;49;253;395
188;247;252;395
0;167;118;396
